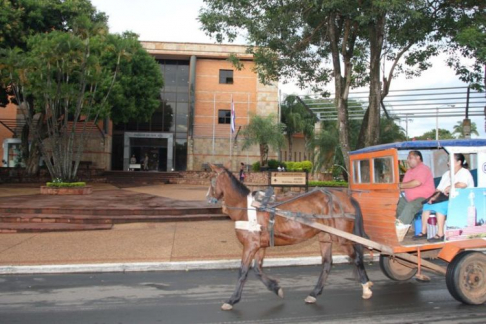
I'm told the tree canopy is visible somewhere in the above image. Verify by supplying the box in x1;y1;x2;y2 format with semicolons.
240;113;285;166
452;120;479;138
415;128;455;140
0;0;163;180
200;0;485;169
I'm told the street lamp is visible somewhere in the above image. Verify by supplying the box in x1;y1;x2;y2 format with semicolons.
436;104;455;140
403;114;414;140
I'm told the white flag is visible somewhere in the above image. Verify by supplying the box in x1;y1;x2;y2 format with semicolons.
230;97;236;133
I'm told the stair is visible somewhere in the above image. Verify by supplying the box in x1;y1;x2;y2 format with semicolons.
104;171;182;188
0;213;227;225
0;206;226;233
0;223;113;233
0;187;226;233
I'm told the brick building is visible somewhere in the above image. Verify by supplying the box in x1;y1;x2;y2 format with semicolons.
0;41;280;172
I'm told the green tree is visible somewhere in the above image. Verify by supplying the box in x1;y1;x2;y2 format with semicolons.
310;104;404;179
440;2;486;90
0;0;108;105
240;113;285;167
452;120;479;139
1;17;162;181
199;0;485;168
415;129;455;140
379;116;406;144
0;0;163;178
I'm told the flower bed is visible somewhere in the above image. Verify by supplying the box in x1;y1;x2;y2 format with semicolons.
40;185;92;195
41;181;92;195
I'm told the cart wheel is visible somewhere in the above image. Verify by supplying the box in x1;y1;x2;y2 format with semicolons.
446;251;486;305
379;254;417;281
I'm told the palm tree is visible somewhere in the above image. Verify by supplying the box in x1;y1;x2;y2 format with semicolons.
310;123;339;174
452;121;479;138
281;95;317;161
379;116;406;144
241;113;285;166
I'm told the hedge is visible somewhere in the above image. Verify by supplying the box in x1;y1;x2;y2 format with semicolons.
46;182;87;188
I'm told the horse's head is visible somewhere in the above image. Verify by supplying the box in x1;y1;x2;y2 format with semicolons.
206;163;227;204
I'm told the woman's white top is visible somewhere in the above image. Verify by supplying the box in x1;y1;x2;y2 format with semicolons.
437;167;474;192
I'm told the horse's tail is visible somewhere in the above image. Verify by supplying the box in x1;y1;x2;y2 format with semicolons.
350;197;369;240
350;196;372;285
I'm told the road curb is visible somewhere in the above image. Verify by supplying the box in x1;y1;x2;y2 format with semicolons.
0;254;379;275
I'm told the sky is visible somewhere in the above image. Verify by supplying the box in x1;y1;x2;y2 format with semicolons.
90;0;485;139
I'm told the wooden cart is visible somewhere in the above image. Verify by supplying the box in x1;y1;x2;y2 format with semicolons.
272;139;486;305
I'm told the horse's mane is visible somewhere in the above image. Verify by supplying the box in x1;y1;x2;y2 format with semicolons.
224;168;250;197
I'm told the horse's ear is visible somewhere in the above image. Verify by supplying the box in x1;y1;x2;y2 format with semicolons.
209;163;218;172
223;161;231;170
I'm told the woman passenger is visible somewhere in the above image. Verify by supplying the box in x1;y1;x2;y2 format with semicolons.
413;153;474;243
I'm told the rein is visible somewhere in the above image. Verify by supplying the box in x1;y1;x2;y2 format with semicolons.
207;169;355;246
223;187;352;220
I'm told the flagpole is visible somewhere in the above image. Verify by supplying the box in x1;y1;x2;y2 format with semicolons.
212;93;215;162
230;94;233;166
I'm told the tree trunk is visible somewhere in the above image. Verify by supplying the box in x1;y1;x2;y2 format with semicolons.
288;135;293;161
262;144;269;166
259;144;265;166
21;124;30;164
357;14;385;149
328;14;352;172
26;139;41;175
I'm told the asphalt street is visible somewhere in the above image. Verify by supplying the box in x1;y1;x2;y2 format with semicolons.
1;262;485;324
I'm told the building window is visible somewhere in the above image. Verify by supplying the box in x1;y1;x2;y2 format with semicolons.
218;110;231;124
219;70;234;84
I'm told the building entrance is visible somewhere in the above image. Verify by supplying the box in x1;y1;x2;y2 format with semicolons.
123;132;173;172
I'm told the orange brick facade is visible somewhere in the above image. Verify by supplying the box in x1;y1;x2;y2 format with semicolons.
0;102;19;167
143;41;280;171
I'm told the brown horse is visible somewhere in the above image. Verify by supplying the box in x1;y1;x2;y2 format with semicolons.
208;164;373;310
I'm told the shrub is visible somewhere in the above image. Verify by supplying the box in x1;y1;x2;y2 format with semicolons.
267;159;280;169
252;161;261;172
293;162;303;171
285;161;294;171
309;180;348;187
301;160;313;172
46;182;87;188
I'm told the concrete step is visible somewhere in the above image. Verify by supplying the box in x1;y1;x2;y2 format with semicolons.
0;222;113;233
0;213;229;225
0;206;223;216
104;171;182;179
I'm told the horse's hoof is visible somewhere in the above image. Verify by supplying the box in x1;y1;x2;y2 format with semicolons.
305;296;317;304
277;288;284;298
221;303;233;311
362;281;373;299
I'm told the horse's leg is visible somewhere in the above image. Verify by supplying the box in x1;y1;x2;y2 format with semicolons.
305;233;333;304
253;248;284;298
342;243;373;299
221;240;259;311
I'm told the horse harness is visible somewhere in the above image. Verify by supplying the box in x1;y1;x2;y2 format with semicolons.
224;187;356;247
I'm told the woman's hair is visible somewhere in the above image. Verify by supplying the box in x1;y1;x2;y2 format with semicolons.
454;153;469;169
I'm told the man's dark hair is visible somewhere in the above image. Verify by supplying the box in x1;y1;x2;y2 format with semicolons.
409;150;423;162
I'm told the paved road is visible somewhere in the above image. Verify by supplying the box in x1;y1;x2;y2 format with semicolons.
1;262;485;324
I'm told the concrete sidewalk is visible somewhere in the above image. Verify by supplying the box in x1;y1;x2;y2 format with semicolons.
0;182;352;275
